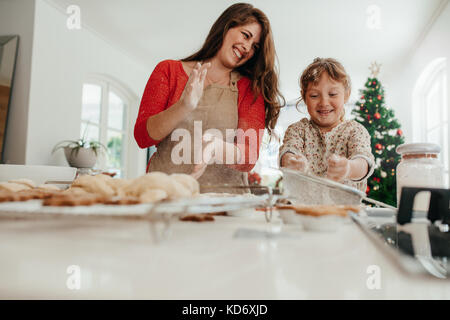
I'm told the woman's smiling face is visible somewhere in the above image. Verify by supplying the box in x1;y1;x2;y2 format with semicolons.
217;22;262;69
305;72;349;132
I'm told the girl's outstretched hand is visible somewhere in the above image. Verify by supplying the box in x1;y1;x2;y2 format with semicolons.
281;153;308;173
326;154;350;182
180;62;211;111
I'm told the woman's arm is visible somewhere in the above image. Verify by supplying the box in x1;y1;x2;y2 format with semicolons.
134;61;209;148
192;86;265;179
146;62;210;141
145;99;195;141
227;87;266;172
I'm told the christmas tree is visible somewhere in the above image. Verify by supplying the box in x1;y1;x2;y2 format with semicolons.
351;62;405;207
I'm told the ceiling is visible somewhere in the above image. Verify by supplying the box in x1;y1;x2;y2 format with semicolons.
47;0;446;101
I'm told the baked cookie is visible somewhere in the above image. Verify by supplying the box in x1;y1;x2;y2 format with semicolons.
104;196;141;205
43;194;105;206
179;214;215;222
281;204;360;217
0;191;20;202
17;189;59;201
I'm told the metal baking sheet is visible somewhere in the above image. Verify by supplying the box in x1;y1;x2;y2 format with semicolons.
0;194;273;220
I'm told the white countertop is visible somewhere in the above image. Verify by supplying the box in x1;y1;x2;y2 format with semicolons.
0;210;449;299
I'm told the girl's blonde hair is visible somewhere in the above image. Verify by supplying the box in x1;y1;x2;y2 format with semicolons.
297;58;351;121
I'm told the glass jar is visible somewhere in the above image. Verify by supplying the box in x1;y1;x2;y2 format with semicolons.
396;143;444;211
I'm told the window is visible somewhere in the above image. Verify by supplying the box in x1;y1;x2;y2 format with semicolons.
81;79;130;178
413;58;449;187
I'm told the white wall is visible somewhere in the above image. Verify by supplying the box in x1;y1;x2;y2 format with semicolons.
25;0;150;178
385;2;450;143
0;0;35;164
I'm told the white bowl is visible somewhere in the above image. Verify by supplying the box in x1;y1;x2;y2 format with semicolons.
0;164;77;186
278;209;303;225
298;214;347;232
227;208;256;217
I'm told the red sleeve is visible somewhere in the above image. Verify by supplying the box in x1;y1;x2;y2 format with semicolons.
134;60;171;149
228;79;265;172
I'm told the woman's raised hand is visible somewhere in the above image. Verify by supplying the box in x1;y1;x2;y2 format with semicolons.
181;62;211;110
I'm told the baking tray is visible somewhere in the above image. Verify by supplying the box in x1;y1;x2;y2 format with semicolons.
0;194;273;220
0;194;275;242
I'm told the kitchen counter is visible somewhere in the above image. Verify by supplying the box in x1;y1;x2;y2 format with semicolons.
0;211;449;299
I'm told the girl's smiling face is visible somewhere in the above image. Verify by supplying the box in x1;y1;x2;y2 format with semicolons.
217;22;262;69
305;72;349;132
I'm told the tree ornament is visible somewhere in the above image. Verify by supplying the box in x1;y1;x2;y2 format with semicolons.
366;186;370;194
375;143;383;150
381;171;387;178
377;95;382;100
374;112;381;120
397;129;403;136
367;115;371;120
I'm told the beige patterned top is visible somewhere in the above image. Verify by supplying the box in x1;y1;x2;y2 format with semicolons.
279;118;374;192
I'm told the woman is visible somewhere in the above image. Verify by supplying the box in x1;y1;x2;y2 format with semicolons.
134;3;283;193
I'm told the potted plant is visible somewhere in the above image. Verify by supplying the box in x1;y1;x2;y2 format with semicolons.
52;138;108;168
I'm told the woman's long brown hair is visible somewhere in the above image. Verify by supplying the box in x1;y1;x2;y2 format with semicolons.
182;3;284;135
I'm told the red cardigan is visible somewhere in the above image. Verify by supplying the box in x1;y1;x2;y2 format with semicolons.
134;60;265;172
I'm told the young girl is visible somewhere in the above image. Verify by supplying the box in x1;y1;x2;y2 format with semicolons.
279;58;374;192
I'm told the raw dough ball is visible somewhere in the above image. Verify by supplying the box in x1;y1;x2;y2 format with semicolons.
139;189;168;203
9;178;36;189
37;184;61;191
120;172;191;200
63;187;89;196
170;174;199;195
0;182;31;192
71;175;115;197
95;174;128;193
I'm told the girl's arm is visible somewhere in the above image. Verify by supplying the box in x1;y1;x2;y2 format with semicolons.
327;155;368;181
279;121;308;171
327;122;374;182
